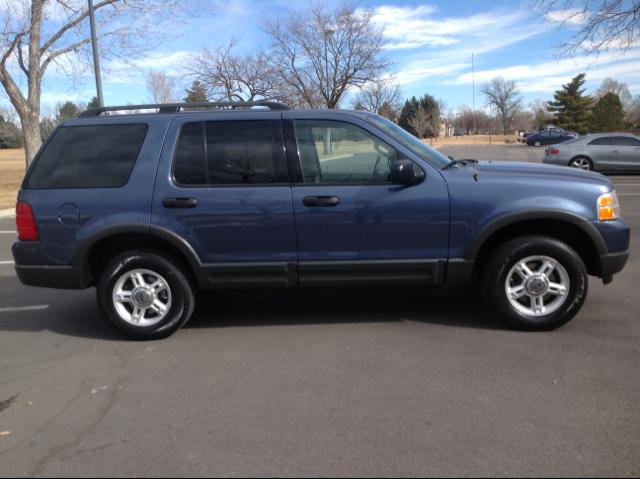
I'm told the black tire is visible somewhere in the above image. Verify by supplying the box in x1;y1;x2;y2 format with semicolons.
481;236;588;331
97;250;196;340
569;156;593;171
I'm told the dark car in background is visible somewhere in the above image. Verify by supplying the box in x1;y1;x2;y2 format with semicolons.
527;129;576;147
543;133;640;172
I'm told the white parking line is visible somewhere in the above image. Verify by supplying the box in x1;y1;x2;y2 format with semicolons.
618;193;640;196
0;261;14;265
0;305;49;313
0;231;16;234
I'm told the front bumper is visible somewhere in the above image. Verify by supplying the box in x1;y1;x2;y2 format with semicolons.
599;250;629;284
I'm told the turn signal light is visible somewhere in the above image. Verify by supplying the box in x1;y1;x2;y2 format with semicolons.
16;201;39;241
598;192;620;221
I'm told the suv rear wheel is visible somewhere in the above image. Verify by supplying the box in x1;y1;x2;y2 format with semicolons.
97;250;195;340
481;236;588;330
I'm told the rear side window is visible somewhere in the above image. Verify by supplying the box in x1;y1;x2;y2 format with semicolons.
610;136;640;146
173;120;287;186
27;124;148;189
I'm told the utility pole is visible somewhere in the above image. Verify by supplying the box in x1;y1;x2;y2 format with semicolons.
88;0;104;107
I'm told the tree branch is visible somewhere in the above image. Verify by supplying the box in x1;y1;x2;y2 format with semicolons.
39;0;120;55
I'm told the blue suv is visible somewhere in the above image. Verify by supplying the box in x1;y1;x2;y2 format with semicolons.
12;102;630;339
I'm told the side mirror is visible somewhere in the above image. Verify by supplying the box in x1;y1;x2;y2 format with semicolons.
390;159;425;186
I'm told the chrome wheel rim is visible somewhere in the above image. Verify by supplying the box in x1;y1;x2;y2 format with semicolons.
571;158;591;170
505;255;570;317
112;268;172;327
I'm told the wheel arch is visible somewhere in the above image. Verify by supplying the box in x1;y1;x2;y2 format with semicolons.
568;154;594;167
467;211;607;279
74;225;203;287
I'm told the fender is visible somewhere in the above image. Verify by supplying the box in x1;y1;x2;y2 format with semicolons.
72;223;203;286
464;209;608;260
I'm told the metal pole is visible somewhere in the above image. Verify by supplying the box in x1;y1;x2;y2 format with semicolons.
88;0;104;107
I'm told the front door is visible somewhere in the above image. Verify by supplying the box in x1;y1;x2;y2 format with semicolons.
285;115;450;286
152;113;297;288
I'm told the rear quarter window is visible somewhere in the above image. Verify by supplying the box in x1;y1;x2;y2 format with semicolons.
26;124;148;189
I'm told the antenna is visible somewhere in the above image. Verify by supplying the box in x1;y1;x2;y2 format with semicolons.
472;52;476;145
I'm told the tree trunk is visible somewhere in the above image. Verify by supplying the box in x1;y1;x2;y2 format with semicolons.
21;112;42;168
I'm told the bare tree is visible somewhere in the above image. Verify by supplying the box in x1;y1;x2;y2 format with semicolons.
263;2;390;109
408;108;437;139
480;77;523;134
0;0;207;166
532;0;640;54
352;79;402;119
146;70;178;103
596;77;633;110
529;99;552;129
187;41;287;103
628;95;640;127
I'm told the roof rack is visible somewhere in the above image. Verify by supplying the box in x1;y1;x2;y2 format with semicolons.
78;101;290;118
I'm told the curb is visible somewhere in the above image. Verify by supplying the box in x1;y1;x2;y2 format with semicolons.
0;208;15;219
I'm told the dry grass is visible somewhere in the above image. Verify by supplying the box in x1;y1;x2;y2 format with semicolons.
0;149;26;210
427;134;517;148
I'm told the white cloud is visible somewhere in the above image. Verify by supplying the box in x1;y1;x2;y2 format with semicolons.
544;8;587;25
449;49;640;94
377;4;550;86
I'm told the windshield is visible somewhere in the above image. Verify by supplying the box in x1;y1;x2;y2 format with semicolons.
366;115;452;168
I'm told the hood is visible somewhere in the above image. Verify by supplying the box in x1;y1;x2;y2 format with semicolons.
473;160;612;187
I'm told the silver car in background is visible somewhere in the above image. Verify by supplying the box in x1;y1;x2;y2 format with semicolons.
543;133;640;172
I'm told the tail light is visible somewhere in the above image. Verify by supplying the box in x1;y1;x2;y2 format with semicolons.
16;202;39;241
548;148;560;155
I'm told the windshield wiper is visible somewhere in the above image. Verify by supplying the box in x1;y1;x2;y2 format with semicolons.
443;158;477;170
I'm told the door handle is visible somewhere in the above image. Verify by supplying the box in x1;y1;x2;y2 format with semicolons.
303;196;340;207
162;197;198;208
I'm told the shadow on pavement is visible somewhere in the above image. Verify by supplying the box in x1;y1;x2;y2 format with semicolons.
0;278;503;341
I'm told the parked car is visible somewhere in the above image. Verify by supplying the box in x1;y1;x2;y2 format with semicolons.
526;129;576;146
543;133;640;172
517;131;536;143
13;102;630;339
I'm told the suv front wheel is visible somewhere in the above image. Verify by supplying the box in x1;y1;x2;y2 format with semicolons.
482;236;588;330
97;250;196;340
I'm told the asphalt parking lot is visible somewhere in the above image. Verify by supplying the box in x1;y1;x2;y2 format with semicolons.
0;144;639;477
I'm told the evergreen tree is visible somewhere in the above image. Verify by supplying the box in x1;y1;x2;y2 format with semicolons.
87;96;101;109
547;73;592;134
590;92;625;132
399;95;441;137
183;81;208;103
398;97;420;136
0;115;23;148
352;101;366;111
56;101;81;124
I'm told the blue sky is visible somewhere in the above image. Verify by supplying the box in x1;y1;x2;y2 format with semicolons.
4;0;640;115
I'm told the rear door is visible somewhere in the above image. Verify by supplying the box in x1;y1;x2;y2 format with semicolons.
284;112;450;286
609;136;640;171
151;112;297;288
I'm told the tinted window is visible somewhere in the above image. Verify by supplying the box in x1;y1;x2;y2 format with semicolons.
173;120;285;186
27;124;147;189
609;136;640;147
295;120;399;184
174;122;206;185
588;138;612;146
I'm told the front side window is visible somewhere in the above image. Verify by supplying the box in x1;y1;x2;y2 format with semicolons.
588;138;612;146
294;120;400;184
27;124;148;189
173;120;286;186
